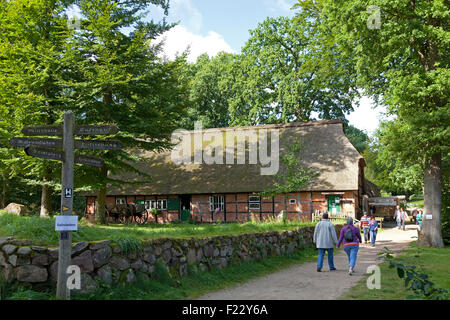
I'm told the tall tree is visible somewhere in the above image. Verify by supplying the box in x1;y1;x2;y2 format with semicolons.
294;0;449;247
228;16;359;125
179;52;236;129
64;0;189;224
0;0;75;216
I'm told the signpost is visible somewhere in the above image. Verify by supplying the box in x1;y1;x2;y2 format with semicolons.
10;111;122;300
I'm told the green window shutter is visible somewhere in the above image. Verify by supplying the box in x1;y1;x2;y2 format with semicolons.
167;198;180;211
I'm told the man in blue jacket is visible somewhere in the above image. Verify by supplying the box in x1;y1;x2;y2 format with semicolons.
313;213;338;272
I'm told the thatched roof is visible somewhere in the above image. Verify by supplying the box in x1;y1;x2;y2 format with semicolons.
102;119;364;196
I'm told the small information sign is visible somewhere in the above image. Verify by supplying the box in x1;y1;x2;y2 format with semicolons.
55;215;78;231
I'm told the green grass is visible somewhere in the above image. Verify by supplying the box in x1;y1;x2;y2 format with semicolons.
2;245;323;300
339;242;450;300
0;211;339;246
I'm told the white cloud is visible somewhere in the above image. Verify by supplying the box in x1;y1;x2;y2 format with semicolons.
347;96;387;136
154;25;235;63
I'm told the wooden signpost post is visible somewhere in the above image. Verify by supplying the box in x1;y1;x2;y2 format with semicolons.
9;111;122;300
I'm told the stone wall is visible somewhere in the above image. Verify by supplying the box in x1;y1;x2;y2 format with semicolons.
0;225;344;294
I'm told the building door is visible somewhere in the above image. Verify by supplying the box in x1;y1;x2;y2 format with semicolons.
327;195;341;214
179;195;191;222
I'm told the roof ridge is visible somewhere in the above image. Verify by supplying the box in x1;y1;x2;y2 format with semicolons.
186;119;344;133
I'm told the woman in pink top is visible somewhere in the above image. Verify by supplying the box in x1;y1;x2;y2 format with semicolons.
337;217;362;275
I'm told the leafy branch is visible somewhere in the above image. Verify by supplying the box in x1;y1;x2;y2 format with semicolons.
378;247;449;300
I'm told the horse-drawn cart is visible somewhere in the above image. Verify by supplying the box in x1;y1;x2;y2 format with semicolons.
105;200;149;224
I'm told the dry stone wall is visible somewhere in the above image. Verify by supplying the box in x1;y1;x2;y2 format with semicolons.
0;225;344;294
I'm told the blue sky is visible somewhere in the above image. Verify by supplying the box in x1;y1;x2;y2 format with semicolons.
147;0;298;52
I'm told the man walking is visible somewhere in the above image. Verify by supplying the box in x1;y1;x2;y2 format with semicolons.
394;205;402;230
313;213;338;272
360;212;370;244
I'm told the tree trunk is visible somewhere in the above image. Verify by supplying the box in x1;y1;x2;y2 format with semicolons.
95;165;108;224
40;166;53;217
1;174;6;209
418;152;444;248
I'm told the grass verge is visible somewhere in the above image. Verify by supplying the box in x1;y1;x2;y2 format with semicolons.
338;242;450;300
2;246;323;300
0;212;341;246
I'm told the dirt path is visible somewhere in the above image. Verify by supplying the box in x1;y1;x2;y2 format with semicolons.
198;224;419;300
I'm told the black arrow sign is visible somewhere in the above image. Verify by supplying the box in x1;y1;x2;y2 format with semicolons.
74;155;104;167
22;125;120;136
75;125;119;136
24;146;64;161
22;126;63;136
74;140;123;150
10;137;62;148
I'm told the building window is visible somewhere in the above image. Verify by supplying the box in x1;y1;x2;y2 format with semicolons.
248;196;261;209
116;198;127;205
145;199;167;210
209;196;224;212
289;199;296;205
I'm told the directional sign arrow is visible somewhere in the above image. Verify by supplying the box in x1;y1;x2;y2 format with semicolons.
22;126;63;136
74;155;104;167
74;140;123;150
22;125;119;136
74;125;119;136
24;146;64;161
10;137;63;148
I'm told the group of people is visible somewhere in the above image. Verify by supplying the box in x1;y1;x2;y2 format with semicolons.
359;213;379;247
313;213;372;276
393;205;423;231
411;207;424;231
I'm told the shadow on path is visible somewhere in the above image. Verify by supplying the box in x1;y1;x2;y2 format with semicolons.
197;225;419;300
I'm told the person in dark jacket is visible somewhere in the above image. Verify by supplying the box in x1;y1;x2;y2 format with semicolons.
337;217;362;275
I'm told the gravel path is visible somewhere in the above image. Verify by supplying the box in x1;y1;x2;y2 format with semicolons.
198;224;419;300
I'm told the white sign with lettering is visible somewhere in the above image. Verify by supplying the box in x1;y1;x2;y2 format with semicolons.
55;215;78;231
426;215;433;220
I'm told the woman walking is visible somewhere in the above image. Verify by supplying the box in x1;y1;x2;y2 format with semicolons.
417;209;423;231
369;216;379;247
337;217;362;275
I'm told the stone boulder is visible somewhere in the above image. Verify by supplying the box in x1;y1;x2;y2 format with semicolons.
3;203;28;216
73;273;99;295
92;246;112;268
15;265;48;283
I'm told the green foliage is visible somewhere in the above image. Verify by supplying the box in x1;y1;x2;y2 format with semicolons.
0;0;189;219
179;52;236;129
344;124;369;154
112;235;143;256
294;0;449;246
228;16;358;125
379;247;449;300
261;142;319;197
